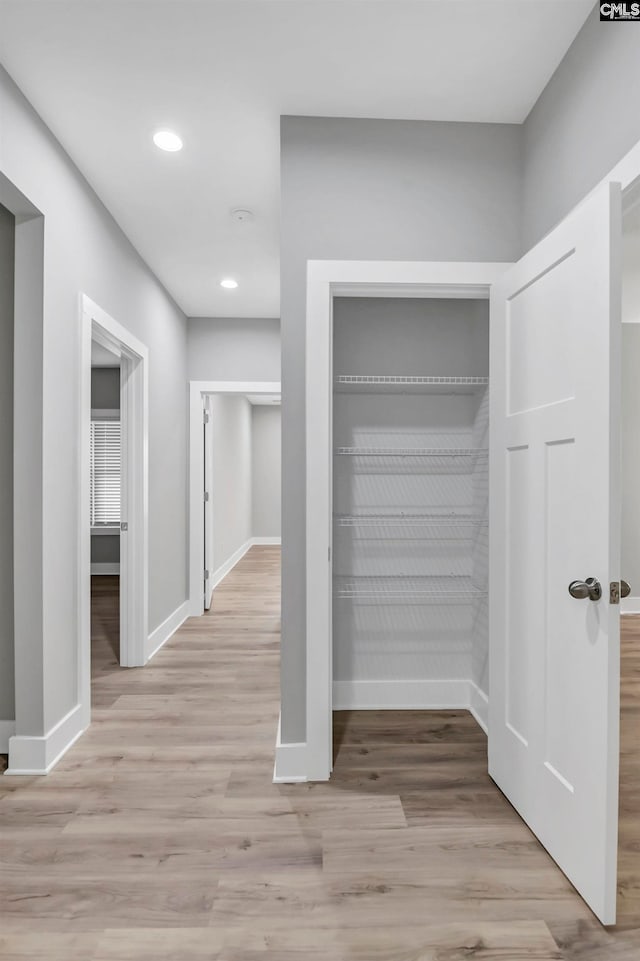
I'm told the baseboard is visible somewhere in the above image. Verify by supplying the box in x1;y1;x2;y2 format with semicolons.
469;681;489;734
250;536;281;545
0;720;16;753
146;599;190;662
332;679;471;711
5;704;85;775
90;562;120;575
209;539;253;592
622;596;640;614
273;714;307;783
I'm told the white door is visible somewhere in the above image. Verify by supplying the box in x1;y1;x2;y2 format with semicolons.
204;401;214;610
489;181;622;925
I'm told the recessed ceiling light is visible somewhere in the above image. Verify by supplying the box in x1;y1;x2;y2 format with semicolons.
153;130;183;152
220;278;238;289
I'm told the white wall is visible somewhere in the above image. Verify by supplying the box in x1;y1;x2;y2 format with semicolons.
0;65;188;740
209;394;253;574
251;405;281;539
0;202;15;725
188;317;280;382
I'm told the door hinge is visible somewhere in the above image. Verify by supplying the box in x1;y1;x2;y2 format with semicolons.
203;410;209;424
204;569;209;580
204;491;209;502
610;581;620;605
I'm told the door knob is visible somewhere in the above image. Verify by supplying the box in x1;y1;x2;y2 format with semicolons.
621;580;631;599
568;578;602;601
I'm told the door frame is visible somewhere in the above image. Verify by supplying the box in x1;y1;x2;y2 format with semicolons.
203;394;214;610
188;380;281;616
79;295;149;725
304;261;510;781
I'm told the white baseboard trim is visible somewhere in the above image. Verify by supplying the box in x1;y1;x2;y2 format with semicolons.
209;539;253;592
332;679;471;711
146;599;190;662
0;720;16;753
469;682;489;734
622;596;640;614
273;714;307;783
91;562;120;575
5;704;86;775
190;537;282;615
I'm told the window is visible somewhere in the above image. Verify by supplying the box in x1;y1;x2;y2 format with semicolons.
90;418;121;527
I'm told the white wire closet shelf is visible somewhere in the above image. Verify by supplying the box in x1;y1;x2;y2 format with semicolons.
334;446;488;475
334;575;487;600
335;374;489;394
336;447;487;457
334;513;487;528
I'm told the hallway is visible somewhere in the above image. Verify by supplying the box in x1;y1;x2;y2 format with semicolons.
0;545;639;958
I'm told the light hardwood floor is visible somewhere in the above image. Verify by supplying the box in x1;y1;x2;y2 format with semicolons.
1;545;640;959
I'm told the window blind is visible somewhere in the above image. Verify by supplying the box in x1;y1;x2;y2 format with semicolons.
90;420;121;526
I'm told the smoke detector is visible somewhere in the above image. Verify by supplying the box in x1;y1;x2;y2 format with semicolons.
231;208;254;223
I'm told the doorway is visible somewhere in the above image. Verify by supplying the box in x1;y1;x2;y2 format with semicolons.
90;342;122;683
189;380;281;616
302;183;626;925
79;296;149;727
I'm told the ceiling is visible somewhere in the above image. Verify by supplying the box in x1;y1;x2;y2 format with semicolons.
0;0;593;319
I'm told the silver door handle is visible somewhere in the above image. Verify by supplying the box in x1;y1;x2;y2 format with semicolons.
568;578;602;601
621;579;631;599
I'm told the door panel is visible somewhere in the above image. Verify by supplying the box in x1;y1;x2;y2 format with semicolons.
489;182;622;924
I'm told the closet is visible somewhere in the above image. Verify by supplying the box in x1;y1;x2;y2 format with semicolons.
331;296;489;715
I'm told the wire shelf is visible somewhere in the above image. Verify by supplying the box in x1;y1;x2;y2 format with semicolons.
334;513;486;528
336;447;487;458
335;375;489;394
334;575;487;601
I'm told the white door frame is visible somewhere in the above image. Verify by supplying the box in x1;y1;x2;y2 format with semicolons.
188;380;281;616
79;295;149;724
305;261;511;782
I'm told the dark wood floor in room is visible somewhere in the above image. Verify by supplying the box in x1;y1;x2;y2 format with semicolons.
1;545;640;958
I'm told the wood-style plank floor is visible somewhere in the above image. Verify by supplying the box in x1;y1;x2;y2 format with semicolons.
1;546;640;958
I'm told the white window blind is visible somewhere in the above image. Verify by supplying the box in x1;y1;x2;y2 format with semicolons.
90;420;121;526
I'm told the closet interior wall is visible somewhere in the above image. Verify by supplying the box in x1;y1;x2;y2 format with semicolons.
332;297;489;713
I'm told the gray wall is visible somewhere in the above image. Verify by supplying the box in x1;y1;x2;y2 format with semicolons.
622;215;640;601
523;8;640;250
251;405;281;539
0;65;188;733
622;324;640;602
210;394;253;573
90;535;119;566
0;202;15;722
187;317;280;382
91;366;120;410
280;115;522;741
